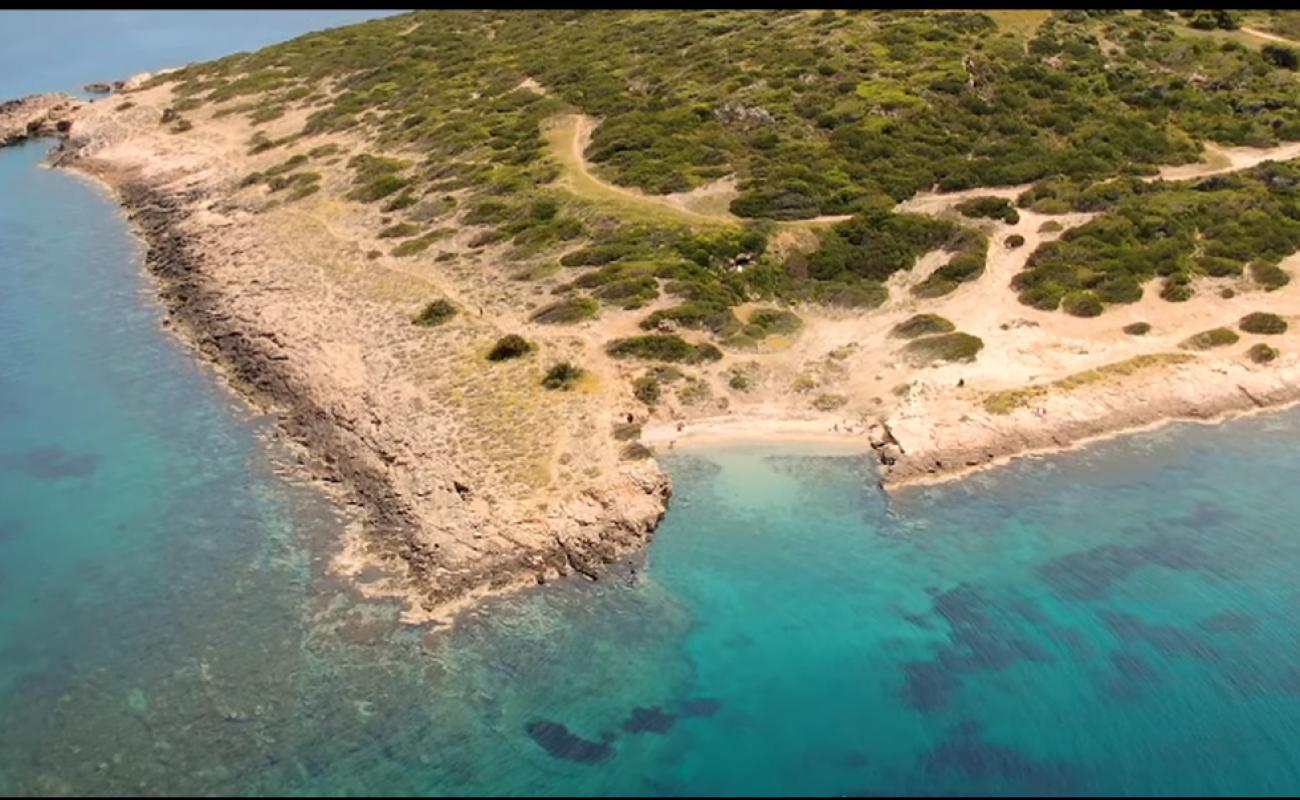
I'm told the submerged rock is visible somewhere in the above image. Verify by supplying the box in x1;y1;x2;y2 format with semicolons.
524;720;614;764
621;706;676;735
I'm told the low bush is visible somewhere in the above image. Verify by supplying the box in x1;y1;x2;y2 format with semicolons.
955;196;1020;224
1239;312;1288;335
605;335;723;364
1248;343;1279;364
1062;291;1104;317
486;334;534;361
530;297;599;324
747;308;803;336
1122;321;1151;335
1250;262;1291;291
633;376;661;405
891;313;955;338
901;332;984;366
541;361;584;390
413;299;457;327
1181;327;1239;350
378;223;420;239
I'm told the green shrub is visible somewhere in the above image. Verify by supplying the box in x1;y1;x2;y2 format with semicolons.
1181;327;1239;350
808;280;889;309
1062;291;1104;317
955;196;1020;224
391;229;452;257
1005;234;1025;249
1160;276;1195;302
633;376;661;405
530;297;599;324
641;303;741;336
892;313;955;338
413;299;457;327
378;223;420;239
1251;262;1291;291
511;262;561;281
747;308;802;336
1248;343;1279;364
486;334;534;361
1263;44;1299;71
605;335;723;364
542;361;584;390
1123;321;1151;336
902;332;984;366
1239;312;1288;335
812;393;847;411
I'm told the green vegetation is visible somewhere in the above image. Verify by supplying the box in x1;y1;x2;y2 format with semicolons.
1061;290;1104;317
901;332;983;366
392;229;453;257
541;361;584;390
1005;234;1025;249
486;334;535;361
530;297;599;324
1239;311;1288;334
633;376;661;405
155;10;1300;222
1248;342;1279;363
378;222;421;239
413;299;457;327
812;393;847;411
891;313;955;338
1250;261;1292;291
1181;326;1240;350
145;10;1300;354
912;232;989;298
346;154;410;202
956;196;1020;224
605;335;723;364
1014;160;1300;312
746;307;803;336
1123;321;1151;335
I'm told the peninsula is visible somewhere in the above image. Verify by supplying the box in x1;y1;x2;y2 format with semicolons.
5;9;1300;622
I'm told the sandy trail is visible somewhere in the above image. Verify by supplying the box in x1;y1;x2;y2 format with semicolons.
1240;26;1298;46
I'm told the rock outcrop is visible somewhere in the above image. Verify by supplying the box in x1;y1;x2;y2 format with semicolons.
0;93;81;146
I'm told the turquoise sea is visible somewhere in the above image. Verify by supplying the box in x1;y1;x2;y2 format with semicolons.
5;11;1300;797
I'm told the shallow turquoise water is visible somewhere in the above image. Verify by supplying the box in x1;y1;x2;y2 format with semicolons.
6;11;1300;797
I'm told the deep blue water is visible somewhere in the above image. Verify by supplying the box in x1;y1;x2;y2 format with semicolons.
5;11;1300;797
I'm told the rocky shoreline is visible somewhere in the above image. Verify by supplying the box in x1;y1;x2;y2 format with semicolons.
0;93;81;146
877;354;1300;490
4;91;672;624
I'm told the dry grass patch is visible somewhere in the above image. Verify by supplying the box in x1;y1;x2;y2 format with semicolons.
982;353;1196;414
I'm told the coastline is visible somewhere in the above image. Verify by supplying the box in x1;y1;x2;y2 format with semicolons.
641;414;876;453
8;76;1300;623
4;89;673;627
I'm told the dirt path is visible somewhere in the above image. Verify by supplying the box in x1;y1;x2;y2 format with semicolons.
1240;26;1298;46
